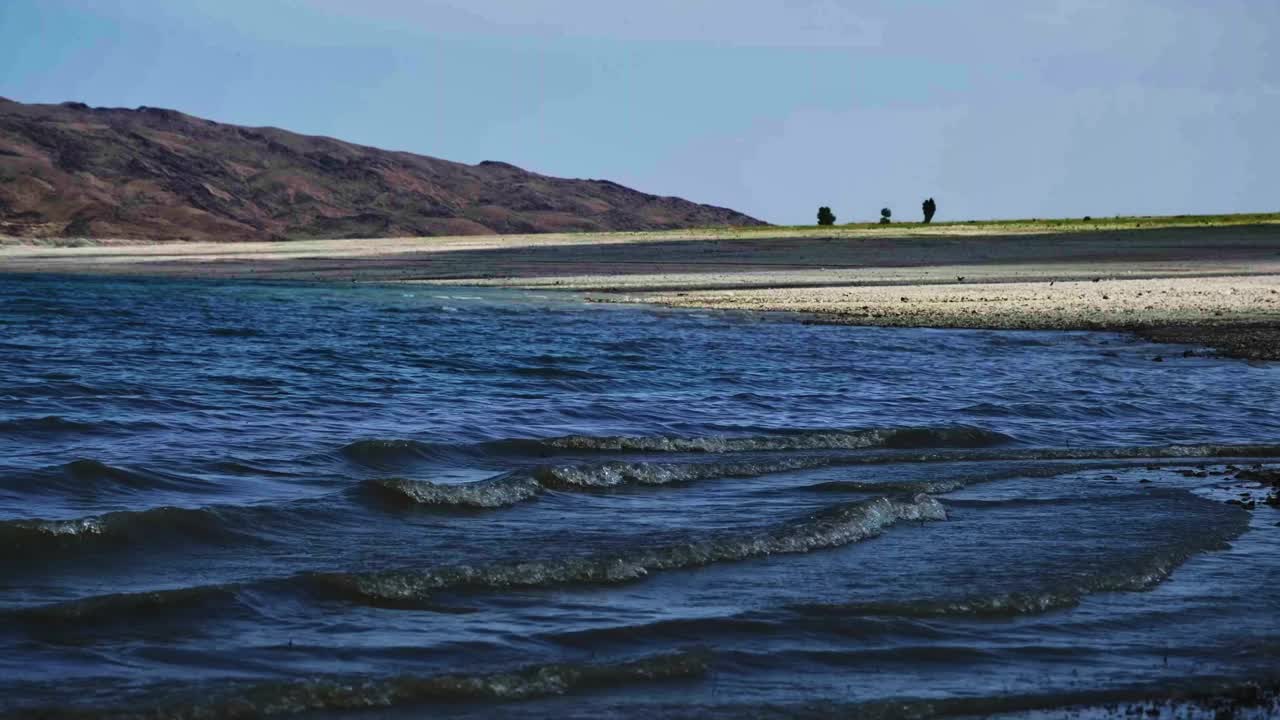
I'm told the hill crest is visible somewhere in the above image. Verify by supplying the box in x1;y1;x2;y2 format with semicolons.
0;98;763;241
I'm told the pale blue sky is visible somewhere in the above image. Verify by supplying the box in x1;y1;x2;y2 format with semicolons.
3;1;1276;223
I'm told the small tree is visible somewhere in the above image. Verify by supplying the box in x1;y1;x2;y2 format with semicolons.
922;198;936;223
879;207;892;225
817;206;836;226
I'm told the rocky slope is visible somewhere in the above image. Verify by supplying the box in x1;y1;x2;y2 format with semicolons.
0;98;763;241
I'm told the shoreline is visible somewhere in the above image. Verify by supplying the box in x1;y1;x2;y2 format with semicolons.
585;272;1280;361
3;222;1278;361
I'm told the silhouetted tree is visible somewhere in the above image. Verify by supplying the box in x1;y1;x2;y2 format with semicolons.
922;198;936;223
817;206;836;226
879;207;892;225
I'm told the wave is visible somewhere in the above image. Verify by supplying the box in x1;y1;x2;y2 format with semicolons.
790;502;1249;620
0;415;165;436
798;463;1197;496
61;459;181;489
13;651;709;718
534;426;1013;454
11;495;944;625
1017;443;1280;461
339;439;444;467
336;429;1280;479
535;456;832;488
16;584;241;626
365;474;542;509
0;505;260;560
801;478;972;495
509;366;609;380
207;326;261;338
334;425;1014;467
791;443;1280;474
355;441;1280;511
0;415;96;434
0;459;218;497
361;457;834;510
305;494;946;606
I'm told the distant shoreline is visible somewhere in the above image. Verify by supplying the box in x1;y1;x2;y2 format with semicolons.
4;218;1278;361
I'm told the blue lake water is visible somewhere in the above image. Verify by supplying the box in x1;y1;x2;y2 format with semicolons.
1;275;1278;718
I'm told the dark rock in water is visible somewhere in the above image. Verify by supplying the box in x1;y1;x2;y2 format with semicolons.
1102;475;1119;481
1152;356;1164;362
1139;479;1152;484
1236;468;1280;486
1135;323;1280;363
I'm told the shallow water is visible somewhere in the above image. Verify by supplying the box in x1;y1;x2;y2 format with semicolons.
1;275;1278;718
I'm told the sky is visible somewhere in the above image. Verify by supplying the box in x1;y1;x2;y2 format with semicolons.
2;0;1277;224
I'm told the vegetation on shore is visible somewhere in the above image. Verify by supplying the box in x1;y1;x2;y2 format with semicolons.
680;210;1280;238
749;211;1280;235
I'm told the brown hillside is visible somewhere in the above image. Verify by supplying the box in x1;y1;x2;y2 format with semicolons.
0;98;764;241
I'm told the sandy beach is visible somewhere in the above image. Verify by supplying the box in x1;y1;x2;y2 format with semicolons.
4;221;1279;359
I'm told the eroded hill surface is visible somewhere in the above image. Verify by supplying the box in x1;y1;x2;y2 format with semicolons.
0;98;762;241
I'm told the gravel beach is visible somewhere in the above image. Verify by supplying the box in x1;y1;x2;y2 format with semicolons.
4;221;1278;359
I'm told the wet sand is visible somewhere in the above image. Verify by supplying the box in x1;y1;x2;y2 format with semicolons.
3;223;1278;359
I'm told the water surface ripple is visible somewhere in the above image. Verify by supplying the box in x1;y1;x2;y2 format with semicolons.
1;276;1278;718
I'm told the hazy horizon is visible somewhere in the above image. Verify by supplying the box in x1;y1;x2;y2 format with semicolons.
3;0;1276;224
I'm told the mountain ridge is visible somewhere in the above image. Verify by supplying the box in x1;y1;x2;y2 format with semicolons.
0;98;764;241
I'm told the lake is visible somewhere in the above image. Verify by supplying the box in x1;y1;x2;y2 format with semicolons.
1;275;1278;718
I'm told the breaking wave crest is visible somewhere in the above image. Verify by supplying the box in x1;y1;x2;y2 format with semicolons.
12;495;945;625
365;474;542;509
0;505;258;561
306;494;946;605
366;457;842;510
334;426;1014;468
534;425;1012;453
536;456;832;488
356;441;1280;511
